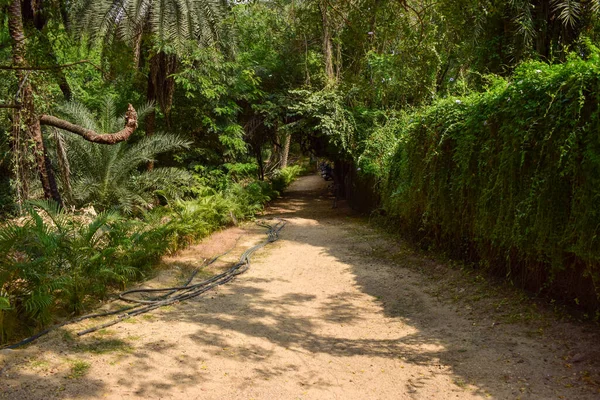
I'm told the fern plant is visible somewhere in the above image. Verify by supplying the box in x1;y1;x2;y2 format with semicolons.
0;201;116;326
54;98;192;213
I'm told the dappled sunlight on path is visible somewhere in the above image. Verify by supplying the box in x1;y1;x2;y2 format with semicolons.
1;175;600;399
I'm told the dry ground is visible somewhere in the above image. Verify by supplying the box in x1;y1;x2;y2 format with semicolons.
1;174;600;399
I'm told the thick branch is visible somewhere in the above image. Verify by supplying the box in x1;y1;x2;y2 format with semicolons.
40;104;138;144
0;60;90;70
0;60;106;74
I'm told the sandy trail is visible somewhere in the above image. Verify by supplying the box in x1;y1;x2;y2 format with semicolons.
1;175;600;399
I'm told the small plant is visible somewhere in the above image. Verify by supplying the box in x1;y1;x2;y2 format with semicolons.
269;165;303;194
67;359;91;379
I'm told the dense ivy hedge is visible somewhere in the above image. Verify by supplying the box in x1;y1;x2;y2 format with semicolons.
359;50;600;311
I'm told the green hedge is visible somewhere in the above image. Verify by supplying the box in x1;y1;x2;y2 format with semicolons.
360;49;600;312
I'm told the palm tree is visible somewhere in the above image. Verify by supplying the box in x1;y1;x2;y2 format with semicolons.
510;0;599;59
55;98;192;213
77;0;230;149
7;0;147;208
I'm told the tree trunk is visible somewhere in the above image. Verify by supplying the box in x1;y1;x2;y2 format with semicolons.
40;105;138;143
534;0;550;60
335;38;342;81
52;129;74;204
304;33;311;85
146;64;157;170
38;35;72;101
21;2;73;101
11;108;30;213
256;145;264;180
281;132;291;169
320;0;335;83
8;0;60;205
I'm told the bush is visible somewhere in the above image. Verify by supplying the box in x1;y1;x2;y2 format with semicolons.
358;49;600;311
0;168;298;343
269;165;303;194
0;200;168;340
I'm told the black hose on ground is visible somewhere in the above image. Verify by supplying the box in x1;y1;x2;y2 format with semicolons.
2;218;286;349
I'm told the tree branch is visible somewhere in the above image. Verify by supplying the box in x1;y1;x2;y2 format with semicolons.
0;60;105;74
322;0;352;28
40;104;138;144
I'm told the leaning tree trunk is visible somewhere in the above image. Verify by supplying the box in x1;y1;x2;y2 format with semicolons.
40;105;139;143
8;0;61;206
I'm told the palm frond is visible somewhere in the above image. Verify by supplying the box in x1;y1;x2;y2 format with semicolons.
552;0;583;28
56;101;100;131
111;133;190;179
136;100;156;122
510;0;536;46
101;96;119;132
78;0;227;53
80;210;121;245
26;199;68;233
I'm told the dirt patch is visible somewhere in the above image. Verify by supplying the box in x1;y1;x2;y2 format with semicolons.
1;175;599;399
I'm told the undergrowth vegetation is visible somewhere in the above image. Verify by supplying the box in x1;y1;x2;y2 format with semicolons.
0;165;301;344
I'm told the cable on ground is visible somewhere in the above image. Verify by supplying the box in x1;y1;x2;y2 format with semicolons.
3;218;286;349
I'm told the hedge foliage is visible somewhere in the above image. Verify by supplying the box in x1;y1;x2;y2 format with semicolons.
358;49;600;310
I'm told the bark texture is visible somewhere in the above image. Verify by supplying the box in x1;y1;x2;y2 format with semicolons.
40;104;139;144
8;0;57;203
281;132;291;169
320;0;335;83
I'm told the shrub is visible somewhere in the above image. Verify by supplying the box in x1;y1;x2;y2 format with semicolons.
358;49;600;311
269;165;303;193
54;99;192;213
0;167;298;343
0;200;167;339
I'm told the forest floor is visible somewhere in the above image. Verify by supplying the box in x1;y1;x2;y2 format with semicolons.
1;174;600;399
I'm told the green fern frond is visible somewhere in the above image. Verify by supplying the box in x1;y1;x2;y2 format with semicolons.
27;200;68;233
80;211;121;245
24;289;54;322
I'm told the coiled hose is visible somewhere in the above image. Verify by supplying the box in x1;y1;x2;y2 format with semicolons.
3;218;286;349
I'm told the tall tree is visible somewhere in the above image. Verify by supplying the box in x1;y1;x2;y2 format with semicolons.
78;0;229;162
6;0;143;207
8;0;57;204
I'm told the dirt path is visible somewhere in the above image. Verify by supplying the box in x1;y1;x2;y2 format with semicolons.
2;175;600;399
